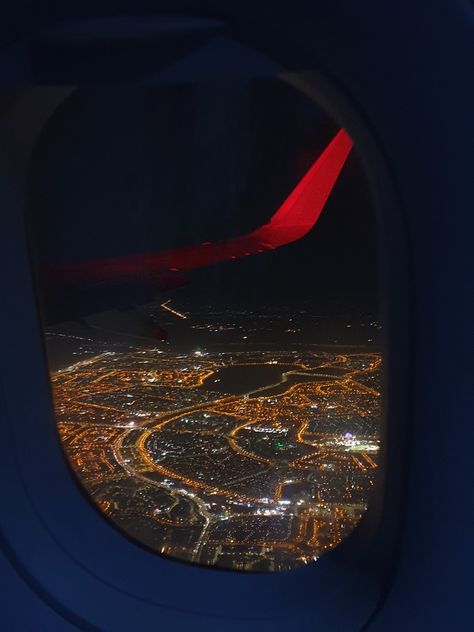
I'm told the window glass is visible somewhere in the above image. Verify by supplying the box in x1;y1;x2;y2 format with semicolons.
27;79;383;572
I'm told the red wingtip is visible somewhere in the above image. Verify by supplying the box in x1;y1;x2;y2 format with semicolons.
252;129;353;247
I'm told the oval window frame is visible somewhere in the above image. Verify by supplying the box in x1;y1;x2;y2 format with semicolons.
0;25;411;631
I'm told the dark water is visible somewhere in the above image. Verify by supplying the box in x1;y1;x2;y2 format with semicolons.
202;363;299;395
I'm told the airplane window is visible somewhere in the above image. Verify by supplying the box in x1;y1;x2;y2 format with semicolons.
26;78;383;572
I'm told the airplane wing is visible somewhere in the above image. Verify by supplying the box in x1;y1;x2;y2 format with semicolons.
45;129;353;290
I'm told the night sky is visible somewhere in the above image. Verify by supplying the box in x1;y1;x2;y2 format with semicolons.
28;78;379;317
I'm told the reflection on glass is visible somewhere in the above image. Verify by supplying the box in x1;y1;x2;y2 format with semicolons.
28;79;383;571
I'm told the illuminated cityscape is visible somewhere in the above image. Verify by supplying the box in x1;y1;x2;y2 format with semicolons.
48;308;382;572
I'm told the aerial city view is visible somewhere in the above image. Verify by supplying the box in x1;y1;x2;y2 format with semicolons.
48;308;382;572
29;80;383;571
